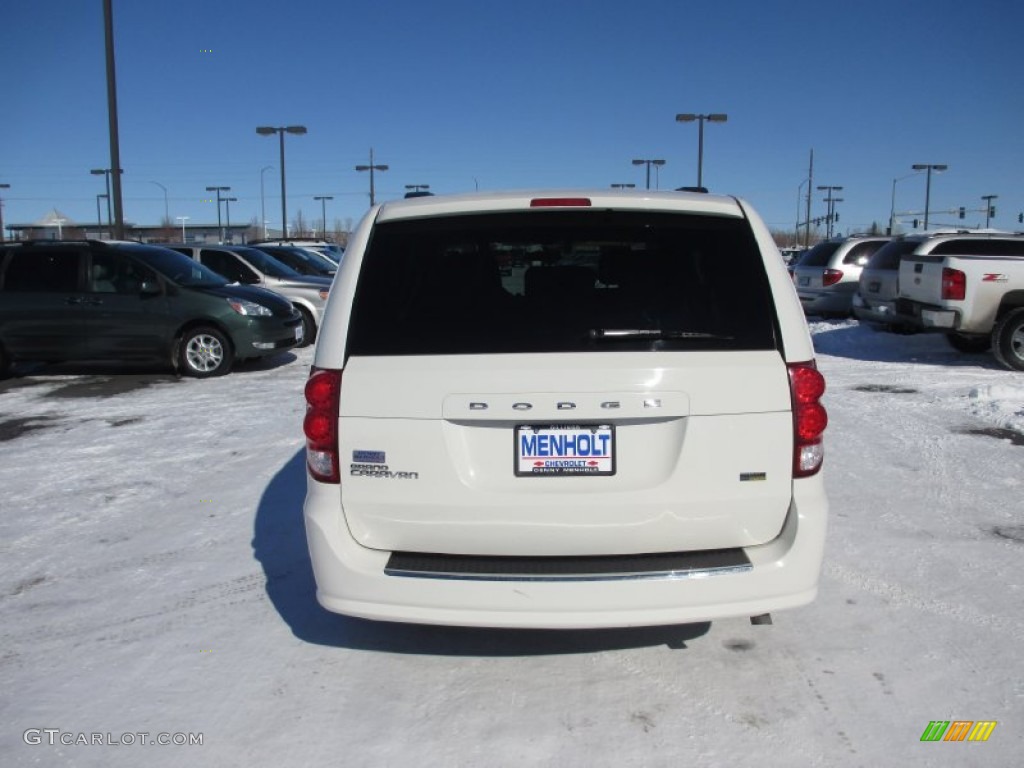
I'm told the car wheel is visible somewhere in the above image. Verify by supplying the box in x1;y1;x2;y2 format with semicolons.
179;326;233;377
945;332;990;354
992;308;1024;372
297;307;316;348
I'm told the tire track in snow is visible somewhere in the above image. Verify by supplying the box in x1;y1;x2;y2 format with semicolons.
822;562;1021;634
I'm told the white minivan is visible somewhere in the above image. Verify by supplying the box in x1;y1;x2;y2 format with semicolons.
303;190;828;628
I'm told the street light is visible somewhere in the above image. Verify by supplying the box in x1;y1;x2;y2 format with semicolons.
96;194;108;238
205;186;231;242
911;163;947;230
889;171;923;235
675;113;728;189
356;148;388;206
631;158;665;190
260;165;273;238
817;185;843;239
223;197;237;242
314;195;333;238
981;194;998;228
257;125;307;239
150;180;168;224
176;215;189;241
0;183;10;243
91;169;114;235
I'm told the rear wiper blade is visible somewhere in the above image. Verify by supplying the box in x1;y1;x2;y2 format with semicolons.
589;328;734;340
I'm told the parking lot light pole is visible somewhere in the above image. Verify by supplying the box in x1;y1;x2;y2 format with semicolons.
675;113;728;189
631;159;665;190
176;216;189;241
224;197;237;242
356;148;388;206
0;183;10;242
911;163;947;230
257;126;308;239
91;169;114;234
150;181;169;224
96;194;108;238
206;186;230;242
260;166;273;238
314;195;333;238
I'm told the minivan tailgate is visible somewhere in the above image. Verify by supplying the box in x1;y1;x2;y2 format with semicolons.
337;352;795;557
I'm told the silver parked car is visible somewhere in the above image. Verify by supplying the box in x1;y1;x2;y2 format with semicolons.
790;235;889;317
853;236;927;330
163;244;331;345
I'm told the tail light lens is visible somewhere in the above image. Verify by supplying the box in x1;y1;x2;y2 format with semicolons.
788;361;827;477
304;368;342;483
822;269;843;287
941;268;966;300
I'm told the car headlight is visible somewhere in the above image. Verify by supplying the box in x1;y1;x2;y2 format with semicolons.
226;298;273;316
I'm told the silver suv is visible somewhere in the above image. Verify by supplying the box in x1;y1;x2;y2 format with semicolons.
302;189;829;629
790;235;889;317
164;244;331;345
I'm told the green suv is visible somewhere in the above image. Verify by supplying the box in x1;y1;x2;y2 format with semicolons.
0;240;303;377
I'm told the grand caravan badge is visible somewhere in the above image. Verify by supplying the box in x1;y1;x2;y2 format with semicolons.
350;450;419;479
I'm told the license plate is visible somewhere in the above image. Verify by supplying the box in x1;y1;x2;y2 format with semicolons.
295;325;304;342
798;277;810;286
515;424;615;477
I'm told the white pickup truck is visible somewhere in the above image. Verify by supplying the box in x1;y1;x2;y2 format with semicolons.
896;233;1024;371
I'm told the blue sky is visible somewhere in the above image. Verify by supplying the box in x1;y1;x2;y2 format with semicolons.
2;0;1023;236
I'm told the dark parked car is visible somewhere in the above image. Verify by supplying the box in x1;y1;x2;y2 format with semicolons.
0;240;303;377
160;244;331;346
251;244;337;277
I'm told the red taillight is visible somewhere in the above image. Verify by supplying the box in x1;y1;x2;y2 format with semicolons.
788;361;827;477
822;268;843;287
529;197;592;207
941;268;966;300
304;368;342;483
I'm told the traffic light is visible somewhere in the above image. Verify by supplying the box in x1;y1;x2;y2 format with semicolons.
958;207;965;219
1018;212;1023;224
913;219;919;229
989;206;996;218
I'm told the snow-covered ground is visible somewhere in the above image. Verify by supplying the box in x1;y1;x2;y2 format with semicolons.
1;320;1021;767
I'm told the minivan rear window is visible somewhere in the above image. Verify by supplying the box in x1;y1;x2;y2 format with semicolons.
866;239;920;270
346;210;778;355
795;240;841;267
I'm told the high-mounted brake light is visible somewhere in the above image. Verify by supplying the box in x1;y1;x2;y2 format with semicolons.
529;197;592;207
941;268;966;300
304;368;342;483
788;361;827;477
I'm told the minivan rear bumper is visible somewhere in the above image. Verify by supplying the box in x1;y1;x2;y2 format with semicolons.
303;478;828;628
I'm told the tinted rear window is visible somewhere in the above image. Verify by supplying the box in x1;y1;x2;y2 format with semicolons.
930;238;1024;256
346;210;778;355
796;240;841;267
867;239;920;270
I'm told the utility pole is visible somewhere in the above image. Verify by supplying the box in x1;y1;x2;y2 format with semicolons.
103;0;125;239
